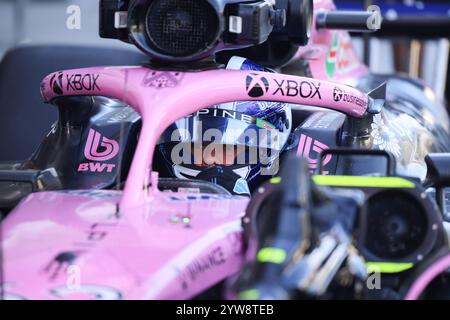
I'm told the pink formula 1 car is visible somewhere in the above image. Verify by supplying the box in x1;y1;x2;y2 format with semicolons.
1;0;449;300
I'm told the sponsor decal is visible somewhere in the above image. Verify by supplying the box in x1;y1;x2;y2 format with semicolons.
43;251;83;280
71;211;120;248
178;247;226;290
78;162;117;173
333;87;343;102
169;213;192;228
333;86;367;108
227;232;244;256
142;71;184;88
191;108;255;125
50;72;64;95
78;129;119;173
273;79;322;100
246;73;270;98
84;128;119;161
256;118;276;130
297;134;332;174
190;108;276;130
49;72;101;95
326;32;360;78
41;213;120;295
67;73;100;92
245;73;322;100
326;33;339;78
86;220;118;242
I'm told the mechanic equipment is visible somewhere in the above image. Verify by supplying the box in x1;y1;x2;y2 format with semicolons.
318;149;446;263
424;153;450;220
234;155;366;299
99;0;313;62
315;149;448;298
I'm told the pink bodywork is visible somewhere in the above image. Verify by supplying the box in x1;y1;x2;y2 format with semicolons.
296;0;370;85
1;1;372;300
3;190;247;299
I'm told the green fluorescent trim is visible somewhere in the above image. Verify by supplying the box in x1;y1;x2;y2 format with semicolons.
312;175;415;189
270;177;282;184
257;247;286;264
238;289;260;300
366;262;414;274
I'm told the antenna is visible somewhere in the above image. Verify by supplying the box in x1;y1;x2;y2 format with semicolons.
115;70;131;201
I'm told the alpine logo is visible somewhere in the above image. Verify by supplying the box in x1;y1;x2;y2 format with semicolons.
246;73;269;98
333;86;367;108
78;129;119;173
50;72;64;95
297;134;332;174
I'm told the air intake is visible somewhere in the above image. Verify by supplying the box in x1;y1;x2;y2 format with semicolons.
145;0;219;57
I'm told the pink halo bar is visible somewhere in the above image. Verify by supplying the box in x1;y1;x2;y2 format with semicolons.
404;252;450;300
41;66;371;208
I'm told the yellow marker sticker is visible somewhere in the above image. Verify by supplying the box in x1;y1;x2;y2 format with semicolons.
313;175;415;189
366;262;414;273
257;247;286;264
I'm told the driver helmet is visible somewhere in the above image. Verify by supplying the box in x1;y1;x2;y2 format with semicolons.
157;56;293;195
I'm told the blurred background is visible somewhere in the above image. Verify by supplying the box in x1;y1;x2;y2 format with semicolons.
0;0;138;54
0;0;448;101
337;0;450;105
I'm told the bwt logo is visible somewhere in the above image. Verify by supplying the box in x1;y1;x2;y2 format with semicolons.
84;129;119;161
246;73;270;98
297;134;332;174
78;129;119;173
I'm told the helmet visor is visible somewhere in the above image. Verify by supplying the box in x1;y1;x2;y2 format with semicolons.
158;109;286;168
159;108;286;150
